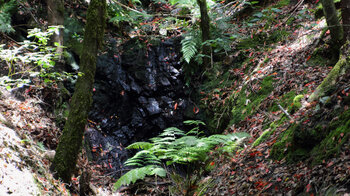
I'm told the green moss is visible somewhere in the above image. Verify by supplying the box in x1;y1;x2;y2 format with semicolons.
252;128;274;147
237;30;290;50
292;94;304;108
270;90;296;112
310;110;350;165
273;0;290;8
309;54;349;101
272;108;350;164
199;64;236;132
252;116;289;147
307;47;332;67
231;76;274;125
271;124;295;160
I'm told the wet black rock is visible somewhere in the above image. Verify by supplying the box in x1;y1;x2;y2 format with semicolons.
85;36;198;176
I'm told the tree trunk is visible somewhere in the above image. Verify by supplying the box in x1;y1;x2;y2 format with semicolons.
47;0;64;70
341;0;350;41
51;0;106;183
321;0;344;54
196;0;210;67
308;41;350;102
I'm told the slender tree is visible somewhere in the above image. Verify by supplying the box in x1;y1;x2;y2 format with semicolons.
47;0;65;71
341;0;350;40
196;0;210;67
321;0;344;53
51;0;107;182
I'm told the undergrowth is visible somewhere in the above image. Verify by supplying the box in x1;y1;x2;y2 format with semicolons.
114;120;250;195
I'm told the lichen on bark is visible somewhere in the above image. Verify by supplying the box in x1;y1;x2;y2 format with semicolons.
51;0;106;183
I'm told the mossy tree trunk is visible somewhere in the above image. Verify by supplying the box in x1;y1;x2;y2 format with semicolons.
51;0;106;183
321;0;344;55
196;0;210;67
309;1;350;102
341;0;350;41
309;42;350;101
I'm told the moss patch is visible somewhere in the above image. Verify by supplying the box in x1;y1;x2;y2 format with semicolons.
273;0;290;8
306;46;332;67
272;108;350;164
310;109;350;165
231;76;274;125
237;30;290;50
253;116;289;147
252;128;273;147
309;50;349;101
271;124;295;160
270;90;296;112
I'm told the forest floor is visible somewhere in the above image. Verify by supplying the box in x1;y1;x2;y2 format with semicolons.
201;2;350;196
0;0;349;195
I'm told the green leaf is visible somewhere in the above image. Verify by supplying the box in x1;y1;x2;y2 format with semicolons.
126;142;153;150
181;36;198;63
253;12;263;18
271;8;282;13
114;165;164;190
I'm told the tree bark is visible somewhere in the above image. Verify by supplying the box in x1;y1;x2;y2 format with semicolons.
51;0;106;183
321;0;344;53
196;0;210;67
341;0;350;41
47;0;64;70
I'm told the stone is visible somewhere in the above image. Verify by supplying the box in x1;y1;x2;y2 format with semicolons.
146;98;161;115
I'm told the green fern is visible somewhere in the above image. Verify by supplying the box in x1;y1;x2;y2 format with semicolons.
181;35;199;63
126;142;153;150
124;150;162;167
114;121;250;190
114;165;166;190
0;0;16;34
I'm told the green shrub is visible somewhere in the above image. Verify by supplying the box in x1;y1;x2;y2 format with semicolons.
0;26;75;90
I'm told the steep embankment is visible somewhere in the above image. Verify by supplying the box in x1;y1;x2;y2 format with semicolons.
200;1;350;195
0;87;64;195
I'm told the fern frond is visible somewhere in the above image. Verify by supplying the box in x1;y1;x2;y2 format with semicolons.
126;142;153;150
159;127;185;137
181;36;198;63
183;120;205;126
172;136;198;146
0;0;16;34
125;150;161;167
116;121;251;190
114;165;166;190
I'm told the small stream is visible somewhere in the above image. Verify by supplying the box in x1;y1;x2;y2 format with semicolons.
84;36;199;176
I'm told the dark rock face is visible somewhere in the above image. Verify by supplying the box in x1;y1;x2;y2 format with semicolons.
86;37;196;175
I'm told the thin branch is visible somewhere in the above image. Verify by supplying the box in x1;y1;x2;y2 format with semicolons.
276;102;293;120
109;0;148;15
283;0;304;24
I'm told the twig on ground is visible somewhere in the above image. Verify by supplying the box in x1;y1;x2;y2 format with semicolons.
283;0;304;24
276;102;293;120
